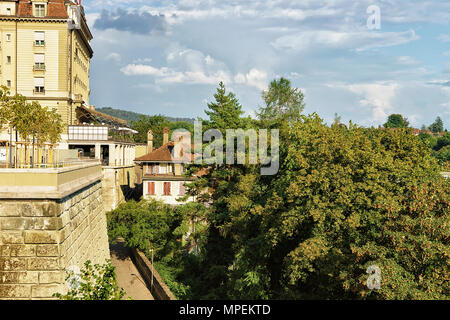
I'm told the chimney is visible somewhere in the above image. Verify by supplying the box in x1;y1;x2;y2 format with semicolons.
163;127;169;146
147;130;153;153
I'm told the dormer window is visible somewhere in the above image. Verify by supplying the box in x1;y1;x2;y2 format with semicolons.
34;4;45;17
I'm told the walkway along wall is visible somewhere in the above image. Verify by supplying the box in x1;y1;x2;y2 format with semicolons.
130;247;176;300
0;163;110;299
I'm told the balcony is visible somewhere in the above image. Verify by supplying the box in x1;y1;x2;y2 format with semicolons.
33;64;46;71
34;41;45;47
33;88;45;95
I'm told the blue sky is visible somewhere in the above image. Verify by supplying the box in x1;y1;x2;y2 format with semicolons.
83;0;450;129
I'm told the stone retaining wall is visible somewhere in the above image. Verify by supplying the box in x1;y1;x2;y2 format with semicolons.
130;247;176;300
0;164;110;299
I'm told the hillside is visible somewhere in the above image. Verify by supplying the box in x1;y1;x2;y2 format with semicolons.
96;107;195;125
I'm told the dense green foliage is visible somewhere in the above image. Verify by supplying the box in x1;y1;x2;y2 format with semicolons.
0;86;63;145
428;116;444;133
180;81;449;300
97;107;195;125
107;80;449;300
259;77;305;125
106;200;208;299
130;114;194;147
54;260;125;300
107;200;182;259
383;114;409;129
418;132;450;166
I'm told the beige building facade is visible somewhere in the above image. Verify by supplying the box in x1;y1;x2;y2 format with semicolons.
0;0;92;144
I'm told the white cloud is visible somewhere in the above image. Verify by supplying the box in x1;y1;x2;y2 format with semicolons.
444;63;450;74
234;69;268;90
437;34;450;43
396;56;419;65
271;30;419;52
120;64;172;77
346;82;399;122
105;52;121;63
120;63;233;85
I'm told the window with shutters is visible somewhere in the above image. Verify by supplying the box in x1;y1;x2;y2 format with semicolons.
34;77;44;93
34;32;45;46
148;182;155;195
179;182;185;196
34;54;45;70
163;182;171;196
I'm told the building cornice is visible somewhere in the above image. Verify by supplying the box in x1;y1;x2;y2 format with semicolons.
0;15;67;22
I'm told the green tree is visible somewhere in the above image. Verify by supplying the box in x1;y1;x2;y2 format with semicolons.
203;81;245;131
384;114;409;128
435;132;450;151
418;132;438;150
0;86;63;166
0;86;13;129
429;116;444;133
131;114;167;147
217;115;449;300
54;260;125;300
258;77;305;125
107;200;182;258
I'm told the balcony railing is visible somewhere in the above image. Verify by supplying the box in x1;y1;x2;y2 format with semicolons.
33;64;46;71
33;88;45;94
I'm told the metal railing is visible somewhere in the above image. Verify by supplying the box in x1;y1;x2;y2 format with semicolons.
0;158;100;169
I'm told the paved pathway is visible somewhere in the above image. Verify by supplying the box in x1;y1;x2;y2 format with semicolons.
110;241;154;300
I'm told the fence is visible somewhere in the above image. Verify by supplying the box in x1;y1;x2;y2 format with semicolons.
0;141;97;169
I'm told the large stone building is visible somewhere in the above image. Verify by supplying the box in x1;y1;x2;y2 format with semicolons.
0;0;92;145
0;0;139;211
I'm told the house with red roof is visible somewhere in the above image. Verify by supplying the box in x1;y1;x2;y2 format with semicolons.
134;127;198;205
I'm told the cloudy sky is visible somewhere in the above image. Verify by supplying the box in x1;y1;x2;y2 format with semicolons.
83;0;450;129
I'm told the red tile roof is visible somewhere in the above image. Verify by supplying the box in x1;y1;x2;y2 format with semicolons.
135;142;175;162
135;142;198;163
17;0;68;19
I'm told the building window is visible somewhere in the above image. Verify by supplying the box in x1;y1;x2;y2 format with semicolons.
147;182;155;195
6;34;11;42
34;4;45;17
6;56;11;64
34;77;45;93
34;32;45;46
6;8;11;15
6;80;11;88
179;182;186;196
163;182;171;196
34;54;45;70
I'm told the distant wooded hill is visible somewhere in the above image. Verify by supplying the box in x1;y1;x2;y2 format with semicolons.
96;107;195;125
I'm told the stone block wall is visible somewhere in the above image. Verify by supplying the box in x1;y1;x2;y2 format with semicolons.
0;181;110;299
102;165;137;212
